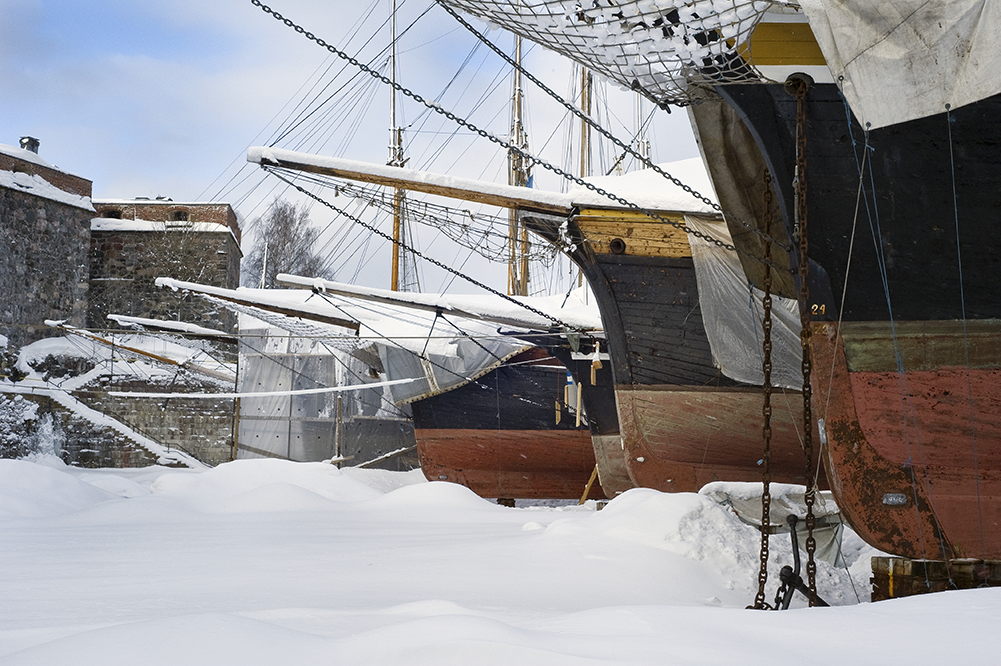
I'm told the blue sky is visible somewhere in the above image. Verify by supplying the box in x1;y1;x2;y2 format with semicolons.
1;0;700;292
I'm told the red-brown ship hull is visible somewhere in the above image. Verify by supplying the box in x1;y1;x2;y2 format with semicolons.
416;428;605;500
812;321;1001;559
616;384;822;492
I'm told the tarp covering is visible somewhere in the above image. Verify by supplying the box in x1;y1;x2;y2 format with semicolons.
685;214;802;390
236;315;411;462
701;481;845;566
799;0;1001;129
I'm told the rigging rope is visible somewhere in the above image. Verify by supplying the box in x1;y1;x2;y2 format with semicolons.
249;0;795;275
946;103;987;565
268;168;589;334
437;2;792;253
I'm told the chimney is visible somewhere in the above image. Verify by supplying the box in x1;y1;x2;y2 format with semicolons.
19;136;40;154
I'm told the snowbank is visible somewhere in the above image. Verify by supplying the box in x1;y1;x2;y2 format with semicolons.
0;458;996;665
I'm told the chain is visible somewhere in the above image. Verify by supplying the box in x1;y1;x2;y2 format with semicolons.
792;77;818;604
439;2;793;254
268;168;588;334
751;167;774;610
248;0;793;264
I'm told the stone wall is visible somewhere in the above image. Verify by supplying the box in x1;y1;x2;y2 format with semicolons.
0;186;92;349
88;228;240;332
75;376;235;466
3;393;160;468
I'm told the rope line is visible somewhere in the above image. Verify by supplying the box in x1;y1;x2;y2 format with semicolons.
946;103;987;564
249;0;797;276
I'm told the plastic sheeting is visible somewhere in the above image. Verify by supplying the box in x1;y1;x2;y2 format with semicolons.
799;0;1001;129
237;317;410;462
701;481;845;566
686;214;803;390
377;334;528;406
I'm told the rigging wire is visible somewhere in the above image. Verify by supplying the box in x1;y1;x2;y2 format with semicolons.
946;103;987;563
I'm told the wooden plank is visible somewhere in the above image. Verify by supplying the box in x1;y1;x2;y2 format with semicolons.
255;150;571;215
739;22;826;66
575;218;692;258
841;319;1001;372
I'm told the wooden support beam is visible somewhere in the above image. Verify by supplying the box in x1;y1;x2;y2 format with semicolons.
248;147;573;215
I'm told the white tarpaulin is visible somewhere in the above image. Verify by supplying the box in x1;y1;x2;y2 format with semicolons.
686;215;803;390
799;0;1001;129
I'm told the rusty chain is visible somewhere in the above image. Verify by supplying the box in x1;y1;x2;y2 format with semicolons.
751;167;775;610
249;0;797;274
438;2;794;253
792;76;818;604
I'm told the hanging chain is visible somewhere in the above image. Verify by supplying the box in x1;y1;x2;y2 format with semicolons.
439;2;793;254
249;0;797;272
751;167;775;610
791;77;818;604
269;168;589;334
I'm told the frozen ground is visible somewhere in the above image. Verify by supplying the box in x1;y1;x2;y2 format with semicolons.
1;456;997;665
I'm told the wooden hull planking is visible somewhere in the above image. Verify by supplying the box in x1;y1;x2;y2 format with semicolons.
616;384;821;492
416;428;605;500
812;321;1001;559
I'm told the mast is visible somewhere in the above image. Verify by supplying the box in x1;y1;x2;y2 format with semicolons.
577;65;592;288
579;66;592;180
507;32;531;296
389;0;406;291
634;93;650;169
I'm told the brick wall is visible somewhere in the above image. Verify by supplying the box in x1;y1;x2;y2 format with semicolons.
93;200;241;243
0;152;92;199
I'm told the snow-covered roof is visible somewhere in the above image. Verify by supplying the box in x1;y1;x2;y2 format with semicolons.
90;218;233;234
0;143;85;178
93;199;234;206
0;168;94;211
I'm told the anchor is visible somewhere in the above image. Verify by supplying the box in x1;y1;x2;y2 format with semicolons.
773;515;829;609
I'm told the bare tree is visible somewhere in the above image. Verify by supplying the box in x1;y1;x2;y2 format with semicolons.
243;199;332;288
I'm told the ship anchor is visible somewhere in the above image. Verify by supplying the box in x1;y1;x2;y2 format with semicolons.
772;515;829;609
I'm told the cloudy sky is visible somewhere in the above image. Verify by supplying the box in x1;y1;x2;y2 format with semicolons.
2;0;701;292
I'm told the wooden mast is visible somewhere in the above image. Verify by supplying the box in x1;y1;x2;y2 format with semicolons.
507;31;530;296
389;0;406;291
578;65;592;288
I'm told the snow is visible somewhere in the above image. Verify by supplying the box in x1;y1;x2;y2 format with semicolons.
0;168;94;211
106;315;230;338
247;147;716;216
89;218;232;233
0;143;82;175
2;456;997;664
276;274;604;332
2;334;227;468
570;156;718;213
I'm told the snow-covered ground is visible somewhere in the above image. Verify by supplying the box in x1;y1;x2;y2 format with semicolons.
1;456;997;665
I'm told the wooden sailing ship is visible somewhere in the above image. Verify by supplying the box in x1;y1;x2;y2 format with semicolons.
430;0;1001;560
249;147;823;495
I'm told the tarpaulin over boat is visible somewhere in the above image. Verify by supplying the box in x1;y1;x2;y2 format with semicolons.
799;0;1001;129
685;214;802;390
